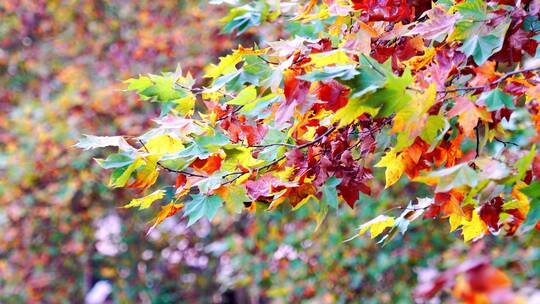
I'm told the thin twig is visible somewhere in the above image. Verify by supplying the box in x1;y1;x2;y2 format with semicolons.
474;122;480;158
437;66;540;94
297;126;337;149
252;126;337;149
251;142;297;148
494;137;518;147
223;126;338;183
257;55;279;65
177;84;205;95
138;139;206;178
216;105;244;122
406;86;423;93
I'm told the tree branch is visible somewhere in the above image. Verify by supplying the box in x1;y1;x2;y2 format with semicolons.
222;126;338;184
216;105;244;122
252;126;337;149
437;66;540;94
475;122;480;158
138;139;206;178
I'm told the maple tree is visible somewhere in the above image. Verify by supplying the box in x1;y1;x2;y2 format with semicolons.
1;0;539;302
78;0;540;250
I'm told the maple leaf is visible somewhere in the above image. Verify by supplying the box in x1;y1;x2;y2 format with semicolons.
336;175;370;208
75;135;135;152
406;7;459;40
127;156;159;190
123;190;165;210
308;50;355;68
142;134;184;155
245;174;297;201
351;0;412;22
204;53;242;79
424;189;465;219
469;61;501;87
479;89;515;111
392;84;436;139
375;149;405;189
459;21;510;65
147;201;184;235
461;210;487;242
190;154;223;175
275;70;311;124
479;197;503;230
402;47;436;71
184;194;224;227
213;184;249;214
355;215;395;239
109;158;146;188
447;96;491;137
225;85;257;106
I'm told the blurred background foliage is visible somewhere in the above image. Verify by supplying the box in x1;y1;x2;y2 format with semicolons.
0;0;539;303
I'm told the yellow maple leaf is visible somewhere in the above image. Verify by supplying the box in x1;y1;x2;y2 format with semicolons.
233;45;269;56
174;95;195;116
144;134;184;155
402;47;436;71
275;166;296;181
204;53;242;79
449;213;464;232
375;149;405;188
309;50;355;68
222;146;265;171
202;91;224;102
301;126;318;141
123;189;165;210
358;215;395;239
462;210;487;242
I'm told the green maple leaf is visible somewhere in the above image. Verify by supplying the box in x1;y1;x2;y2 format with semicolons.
461;35;500;65
460;21;510;65
321;176;341;209
184;194;224;227
140;75;188;102
521;181;540;228
481;89;515;111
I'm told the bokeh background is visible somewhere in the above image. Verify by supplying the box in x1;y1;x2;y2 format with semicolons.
1;1;539;303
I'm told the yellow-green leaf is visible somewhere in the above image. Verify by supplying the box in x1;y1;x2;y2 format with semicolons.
123;190;165;210
204;53;242;79
226;85;257;105
109;158;145;188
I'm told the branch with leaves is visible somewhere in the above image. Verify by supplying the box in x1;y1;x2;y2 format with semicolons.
77;0;540;249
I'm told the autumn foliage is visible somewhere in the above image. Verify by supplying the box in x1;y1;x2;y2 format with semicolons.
81;0;540;241
60;0;540;301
